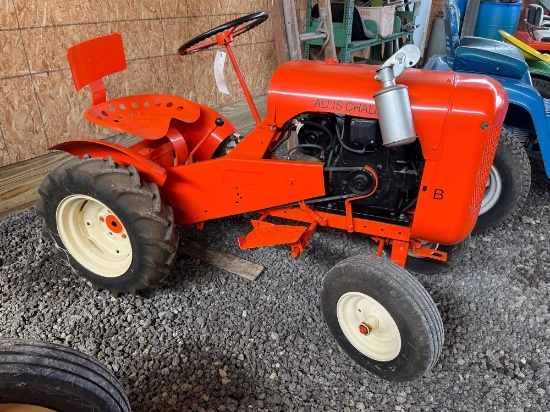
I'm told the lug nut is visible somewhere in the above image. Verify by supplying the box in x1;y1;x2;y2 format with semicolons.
359;323;371;336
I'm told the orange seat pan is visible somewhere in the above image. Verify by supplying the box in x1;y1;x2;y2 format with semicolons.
85;94;201;140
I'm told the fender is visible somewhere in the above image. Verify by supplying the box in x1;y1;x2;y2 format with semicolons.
500;79;550;177
50;140;168;186
527;59;550;79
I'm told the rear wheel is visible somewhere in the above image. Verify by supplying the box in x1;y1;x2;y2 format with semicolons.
405;237;469;275
321;255;443;381
0;339;130;412
532;77;550;99
473;128;531;234
37;156;178;294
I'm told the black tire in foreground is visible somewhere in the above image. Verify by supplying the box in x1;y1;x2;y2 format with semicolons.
0;339;131;412
531;77;550;99
37;156;178;295
405;237;469;275
473;128;531;235
321;255;443;382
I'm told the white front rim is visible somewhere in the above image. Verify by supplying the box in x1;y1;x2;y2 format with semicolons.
56;195;132;277
0;405;55;412
479;165;503;215
337;292;401;361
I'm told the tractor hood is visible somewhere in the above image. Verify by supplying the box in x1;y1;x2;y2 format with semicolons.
267;59;507;161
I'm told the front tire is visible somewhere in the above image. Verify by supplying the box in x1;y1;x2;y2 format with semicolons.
0;339;131;412
321;255;443;381
473;128;531;234
37;156;178;294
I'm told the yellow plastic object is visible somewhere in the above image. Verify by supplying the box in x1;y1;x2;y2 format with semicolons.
499;29;550;63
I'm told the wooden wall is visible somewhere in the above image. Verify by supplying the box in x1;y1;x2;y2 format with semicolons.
0;0;277;167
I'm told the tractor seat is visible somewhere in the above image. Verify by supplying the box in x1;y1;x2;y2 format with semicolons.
68;32;200;140
453;37;528;78
85;94;200;140
442;0;528;79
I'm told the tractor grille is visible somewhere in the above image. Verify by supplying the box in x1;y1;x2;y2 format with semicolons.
470;125;501;213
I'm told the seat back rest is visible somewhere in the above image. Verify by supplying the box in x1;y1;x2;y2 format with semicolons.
443;0;461;67
67;33;127;92
528;5;544;26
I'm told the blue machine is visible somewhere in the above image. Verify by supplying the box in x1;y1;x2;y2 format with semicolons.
425;0;550;178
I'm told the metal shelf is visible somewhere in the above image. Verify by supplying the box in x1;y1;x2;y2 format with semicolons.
305;0;419;62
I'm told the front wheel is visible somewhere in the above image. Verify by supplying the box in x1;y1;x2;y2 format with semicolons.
37;156;178;294
321;255;443;381
473;128;531;234
0;339;131;412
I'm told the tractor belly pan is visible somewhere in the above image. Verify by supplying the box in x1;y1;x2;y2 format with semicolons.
268;61;508;244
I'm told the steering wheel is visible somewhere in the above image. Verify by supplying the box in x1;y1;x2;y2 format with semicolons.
178;12;269;56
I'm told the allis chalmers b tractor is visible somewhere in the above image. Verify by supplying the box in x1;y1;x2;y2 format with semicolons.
37;12;508;381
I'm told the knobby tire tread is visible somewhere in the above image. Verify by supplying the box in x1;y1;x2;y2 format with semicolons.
473;128;531;234
37;156;178;294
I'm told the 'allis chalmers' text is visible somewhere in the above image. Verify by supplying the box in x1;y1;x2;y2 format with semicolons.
313;98;377;115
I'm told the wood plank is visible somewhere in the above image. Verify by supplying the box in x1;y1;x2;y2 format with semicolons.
282;0;303;60
271;0;291;65
317;0;338;60
216;95;267;135
0;96;267;219
179;239;265;281
0;152;69;219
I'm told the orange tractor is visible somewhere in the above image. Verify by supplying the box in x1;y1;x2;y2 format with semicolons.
38;12;507;381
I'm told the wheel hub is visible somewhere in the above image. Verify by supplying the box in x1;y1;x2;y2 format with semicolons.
358;323;371;336
56;195;132;278
337;292;401;362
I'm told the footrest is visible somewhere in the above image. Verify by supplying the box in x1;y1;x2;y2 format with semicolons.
238;220;308;250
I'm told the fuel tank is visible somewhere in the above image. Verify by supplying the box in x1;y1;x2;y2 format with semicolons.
268;60;508;244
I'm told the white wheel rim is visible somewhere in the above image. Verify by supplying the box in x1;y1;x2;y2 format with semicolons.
0;405;55;412
56;195;132;277
337;292;401;362
479;165;502;215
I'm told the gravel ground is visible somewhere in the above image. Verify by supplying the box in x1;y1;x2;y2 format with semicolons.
0;159;549;412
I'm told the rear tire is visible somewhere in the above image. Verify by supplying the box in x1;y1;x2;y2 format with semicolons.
321;255;443;381
37;156;178;294
0;339;131;412
405;237;469;275
532;77;550;99
473;128;531;234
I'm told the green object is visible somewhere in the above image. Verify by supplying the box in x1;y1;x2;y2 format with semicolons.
305;0;420;62
527;59;550;79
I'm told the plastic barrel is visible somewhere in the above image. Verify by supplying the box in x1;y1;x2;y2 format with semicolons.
473;2;522;40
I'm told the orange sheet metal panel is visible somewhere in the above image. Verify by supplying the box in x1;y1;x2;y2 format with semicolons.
411;76;507;244
163;157;325;225
175;104;237;161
